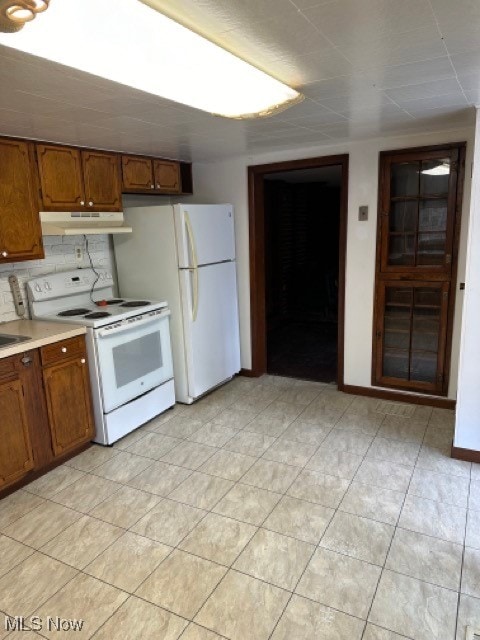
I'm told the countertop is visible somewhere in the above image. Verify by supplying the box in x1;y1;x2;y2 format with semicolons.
0;319;86;359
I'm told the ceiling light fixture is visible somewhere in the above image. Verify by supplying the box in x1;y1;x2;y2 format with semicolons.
0;0;303;118
0;0;49;33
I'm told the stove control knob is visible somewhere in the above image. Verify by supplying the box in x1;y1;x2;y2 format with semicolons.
35;284;42;293
44;281;51;291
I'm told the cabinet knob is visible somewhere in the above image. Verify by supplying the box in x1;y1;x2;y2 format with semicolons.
156;184;160;189
61;347;67;353
80;358;86;364
150;184;155;189
21;356;32;366
80;201;85;206
1;251;7;257
88;201;94;206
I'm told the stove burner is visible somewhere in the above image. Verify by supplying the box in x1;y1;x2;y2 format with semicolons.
58;308;91;317
84;312;112;319
121;301;150;308
104;299;124;305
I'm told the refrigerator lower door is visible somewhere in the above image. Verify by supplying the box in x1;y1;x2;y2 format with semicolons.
179;261;240;400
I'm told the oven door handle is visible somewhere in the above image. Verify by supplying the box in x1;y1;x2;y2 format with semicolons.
96;309;170;338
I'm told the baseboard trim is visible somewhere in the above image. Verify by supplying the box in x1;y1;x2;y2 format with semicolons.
339;383;456;409
451;445;480;463
239;368;261;378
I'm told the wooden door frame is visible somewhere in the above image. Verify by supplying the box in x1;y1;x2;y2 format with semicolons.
247;154;349;383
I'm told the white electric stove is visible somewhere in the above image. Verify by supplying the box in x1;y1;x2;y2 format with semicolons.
27;268;175;445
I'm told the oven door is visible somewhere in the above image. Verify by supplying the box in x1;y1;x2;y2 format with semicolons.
94;310;173;413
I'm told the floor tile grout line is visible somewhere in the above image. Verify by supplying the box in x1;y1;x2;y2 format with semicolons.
455;475;473;639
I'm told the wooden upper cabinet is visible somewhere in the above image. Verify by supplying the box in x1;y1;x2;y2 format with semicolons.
36;144;85;210
82;150;122;211
0;374;35;489
43;355;94;456
154;159;181;193
379;147;459;277
0;139;44;263
122;155;154;192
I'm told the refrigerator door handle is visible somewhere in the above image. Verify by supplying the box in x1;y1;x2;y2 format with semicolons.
188;267;199;321
185;211;199;321
184;211;199;270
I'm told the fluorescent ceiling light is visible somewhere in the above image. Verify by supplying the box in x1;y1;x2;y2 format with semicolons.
0;0;303;118
421;163;450;175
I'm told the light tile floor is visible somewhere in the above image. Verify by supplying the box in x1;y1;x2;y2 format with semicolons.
0;375;479;640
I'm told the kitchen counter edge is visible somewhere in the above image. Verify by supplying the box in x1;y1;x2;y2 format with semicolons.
0;319;87;359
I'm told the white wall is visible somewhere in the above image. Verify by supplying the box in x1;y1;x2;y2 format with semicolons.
455;110;480;449
0;235;116;323
192;127;474;399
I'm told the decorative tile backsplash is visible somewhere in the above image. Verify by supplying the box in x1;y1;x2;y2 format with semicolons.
0;235;116;323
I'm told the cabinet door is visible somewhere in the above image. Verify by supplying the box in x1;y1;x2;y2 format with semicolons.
0;139;44;263
121;155;154;191
0;376;35;489
36;144;85;210
43;357;94;456
379;148;459;276
153;159;181;193
82;150;122;211
374;281;449;394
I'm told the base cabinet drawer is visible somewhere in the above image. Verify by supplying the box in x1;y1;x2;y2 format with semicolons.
40;335;86;367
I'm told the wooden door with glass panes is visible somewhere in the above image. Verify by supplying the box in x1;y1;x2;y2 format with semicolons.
373;143;465;396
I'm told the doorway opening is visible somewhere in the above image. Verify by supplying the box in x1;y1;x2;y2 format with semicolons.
248;154;348;385
265;166;342;382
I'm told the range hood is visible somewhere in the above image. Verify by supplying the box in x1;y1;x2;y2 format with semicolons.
40;211;133;236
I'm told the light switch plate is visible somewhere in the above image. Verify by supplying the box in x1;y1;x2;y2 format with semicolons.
359;206;368;221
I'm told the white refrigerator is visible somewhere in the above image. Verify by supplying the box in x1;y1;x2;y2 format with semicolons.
113;203;241;404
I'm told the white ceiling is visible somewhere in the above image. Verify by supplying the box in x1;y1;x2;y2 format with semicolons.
0;0;478;162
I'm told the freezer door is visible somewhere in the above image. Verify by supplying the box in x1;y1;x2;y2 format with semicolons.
179;261;240;399
175;204;235;267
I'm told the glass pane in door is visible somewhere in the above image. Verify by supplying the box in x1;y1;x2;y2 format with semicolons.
419;199;448;232
417;233;446;266
410;287;441;383
420;159;450;195
391;162;419;196
382;286;412;379
383;350;409;378
388;234;415;265
390;201;417;233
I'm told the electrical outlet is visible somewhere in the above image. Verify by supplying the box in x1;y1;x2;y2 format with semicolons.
75;246;83;263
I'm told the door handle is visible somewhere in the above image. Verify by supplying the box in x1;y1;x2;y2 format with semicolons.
184;211;199;321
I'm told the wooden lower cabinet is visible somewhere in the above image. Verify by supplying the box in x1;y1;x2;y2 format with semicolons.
43;356;94;456
0;376;35;489
0;336;94;495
